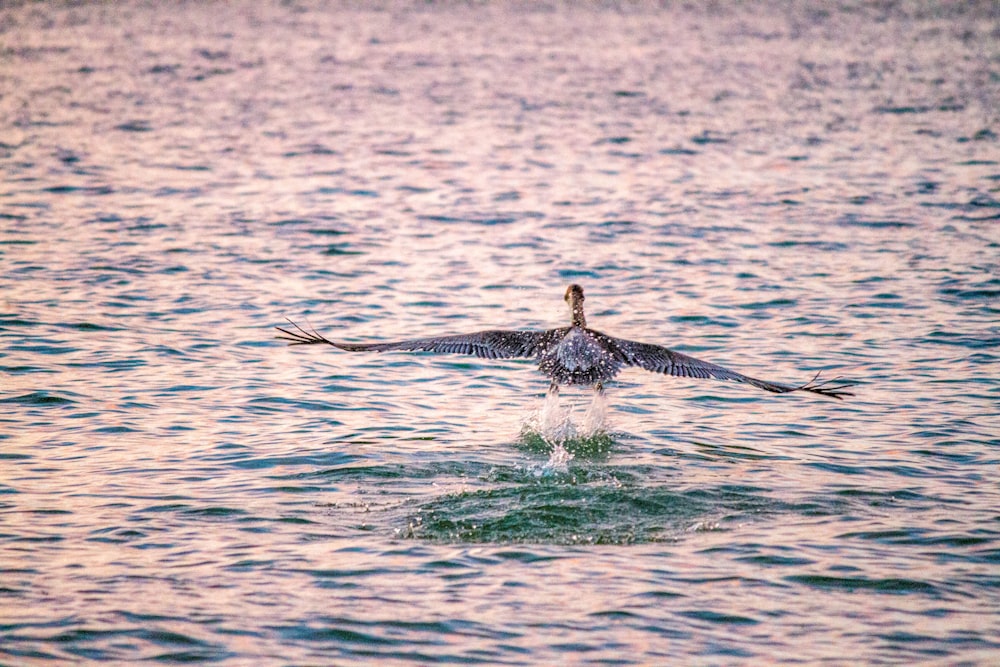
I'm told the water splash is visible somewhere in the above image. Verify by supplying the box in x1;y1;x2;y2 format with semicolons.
538;388;575;441
582;390;608;435
536;387;610;440
519;389;615;470
528;389;574;474
543;441;574;475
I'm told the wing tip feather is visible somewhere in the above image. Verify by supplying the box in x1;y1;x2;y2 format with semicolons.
275;318;334;346
796;372;860;400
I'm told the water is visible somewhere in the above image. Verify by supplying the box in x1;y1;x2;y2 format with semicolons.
2;1;998;663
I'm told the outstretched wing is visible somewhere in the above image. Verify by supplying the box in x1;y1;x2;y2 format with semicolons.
276;319;546;360
608;337;857;399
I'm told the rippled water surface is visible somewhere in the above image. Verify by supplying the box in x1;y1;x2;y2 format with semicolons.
2;2;999;664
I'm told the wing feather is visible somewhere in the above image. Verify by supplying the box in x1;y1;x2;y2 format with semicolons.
608;337;856;399
276;319;545;360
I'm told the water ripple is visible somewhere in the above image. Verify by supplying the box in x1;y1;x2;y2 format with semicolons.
1;1;998;665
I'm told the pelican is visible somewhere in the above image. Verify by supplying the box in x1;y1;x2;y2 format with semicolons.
277;284;856;400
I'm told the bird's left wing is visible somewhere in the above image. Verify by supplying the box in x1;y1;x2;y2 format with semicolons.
277;319;546;359
607;336;857;400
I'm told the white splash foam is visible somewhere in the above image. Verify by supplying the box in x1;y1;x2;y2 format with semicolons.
538;388;576;442
543;441;573;474
524;388;611;454
581;390;608;437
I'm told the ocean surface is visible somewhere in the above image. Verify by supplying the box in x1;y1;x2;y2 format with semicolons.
2;1;998;664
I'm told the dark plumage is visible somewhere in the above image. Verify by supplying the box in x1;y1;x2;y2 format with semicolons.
277;284;857;400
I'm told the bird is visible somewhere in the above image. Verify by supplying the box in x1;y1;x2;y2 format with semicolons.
277;284;857;400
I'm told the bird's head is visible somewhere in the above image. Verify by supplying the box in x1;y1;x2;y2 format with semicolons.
564;284;584;305
564;284;586;327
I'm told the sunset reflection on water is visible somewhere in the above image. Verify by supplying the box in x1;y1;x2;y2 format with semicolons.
2;1;998;664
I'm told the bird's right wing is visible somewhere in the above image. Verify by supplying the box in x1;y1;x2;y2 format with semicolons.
608;336;857;399
276;319;546;360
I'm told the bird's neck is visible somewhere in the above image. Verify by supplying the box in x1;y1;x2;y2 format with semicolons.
571;305;587;328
